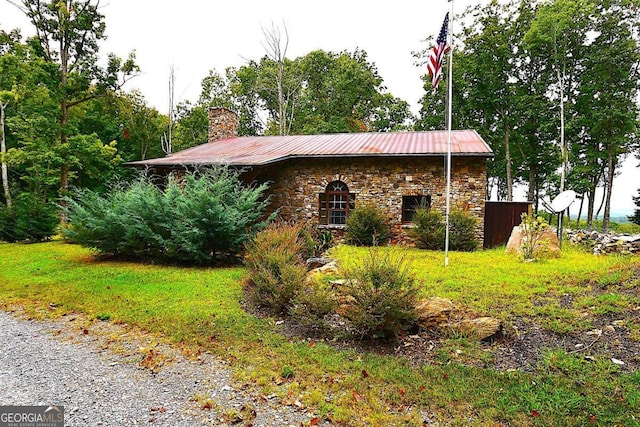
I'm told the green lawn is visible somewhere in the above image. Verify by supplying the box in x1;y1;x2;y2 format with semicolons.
1;241;639;426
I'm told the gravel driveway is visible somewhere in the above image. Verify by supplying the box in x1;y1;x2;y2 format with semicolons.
0;311;315;426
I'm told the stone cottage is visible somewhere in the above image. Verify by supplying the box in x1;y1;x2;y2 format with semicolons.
127;108;493;241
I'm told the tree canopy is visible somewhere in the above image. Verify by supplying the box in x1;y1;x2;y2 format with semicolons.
415;0;640;229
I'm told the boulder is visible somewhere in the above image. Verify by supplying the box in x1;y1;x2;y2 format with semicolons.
453;317;503;340
506;226;560;258
416;297;455;328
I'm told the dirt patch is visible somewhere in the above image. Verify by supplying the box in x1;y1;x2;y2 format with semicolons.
245;292;640;373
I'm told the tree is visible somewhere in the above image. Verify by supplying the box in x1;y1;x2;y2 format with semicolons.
0;93;13;210
259;22;301;136
294;49;401;134
8;0;138;221
179;47;412;142
574;0;640;231
629;188;640;226
524;0;594;195
0;27;27;209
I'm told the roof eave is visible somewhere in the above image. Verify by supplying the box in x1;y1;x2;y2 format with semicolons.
124;152;494;169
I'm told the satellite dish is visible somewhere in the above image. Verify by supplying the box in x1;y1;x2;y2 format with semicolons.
550;190;577;213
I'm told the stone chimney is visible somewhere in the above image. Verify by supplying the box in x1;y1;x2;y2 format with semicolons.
208;107;239;143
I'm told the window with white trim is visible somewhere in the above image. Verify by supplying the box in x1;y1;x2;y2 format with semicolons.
319;181;355;225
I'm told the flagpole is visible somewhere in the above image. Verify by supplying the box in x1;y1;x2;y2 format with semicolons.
444;0;454;267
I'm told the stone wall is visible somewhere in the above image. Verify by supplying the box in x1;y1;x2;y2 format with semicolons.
566;229;640;255
208;107;238;143
254;156;488;243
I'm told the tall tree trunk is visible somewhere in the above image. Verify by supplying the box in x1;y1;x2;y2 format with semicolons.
504;126;512;201
576;194;584;227
527;163;536;202
0;101;12;210
558;79;567;192
596;180;607;222
602;148;616;233
586;179;597;229
58;11;70;226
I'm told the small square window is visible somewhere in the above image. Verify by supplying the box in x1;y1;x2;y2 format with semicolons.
402;195;431;223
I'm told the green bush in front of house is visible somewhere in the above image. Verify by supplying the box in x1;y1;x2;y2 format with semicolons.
448;210;479;251
345;204;390;246
339;247;419;339
63;167;272;264
243;222;308;313
408;208;446;250
409;208;478;251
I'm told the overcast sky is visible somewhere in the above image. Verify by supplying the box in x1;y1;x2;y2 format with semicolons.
1;0;638;213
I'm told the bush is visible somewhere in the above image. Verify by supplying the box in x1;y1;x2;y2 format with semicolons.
0;194;58;242
519;212;551;261
339;248;419;339
409;208;478;251
63;167;271;263
448;210;479;251
289;278;337;331
346;204;390;246
297;225;334;258
244;223;307;313
408;208;445;250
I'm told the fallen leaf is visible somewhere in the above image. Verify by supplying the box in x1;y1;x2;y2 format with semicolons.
361;369;369;378
352;391;362;402
531;410;540;418
310;417;319;425
419;385;426;392
82;328;88;335
589;414;596;423
309;341;316;348
399;388;405;396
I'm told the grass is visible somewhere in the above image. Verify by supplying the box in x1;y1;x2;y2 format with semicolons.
1;241;640;425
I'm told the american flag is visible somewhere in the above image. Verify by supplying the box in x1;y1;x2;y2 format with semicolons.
427;13;450;89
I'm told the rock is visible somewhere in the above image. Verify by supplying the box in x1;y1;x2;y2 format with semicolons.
306;261;339;279
305;257;333;270
506;226;560;258
565;229;640;255
505;226;524;254
453;317;503;340
415;297;455;328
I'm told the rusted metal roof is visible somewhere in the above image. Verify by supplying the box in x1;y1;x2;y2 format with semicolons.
126;130;493;168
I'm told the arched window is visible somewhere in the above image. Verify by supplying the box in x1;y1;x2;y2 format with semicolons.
319;181;355;225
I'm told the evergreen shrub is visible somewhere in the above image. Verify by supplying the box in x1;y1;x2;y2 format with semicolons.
345;204;390;246
448;210;479;251
408;208;445;250
63;168;271;263
0;194;58;242
409;208;478;251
